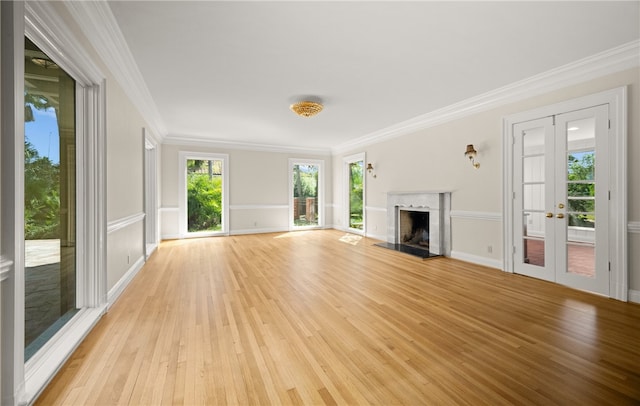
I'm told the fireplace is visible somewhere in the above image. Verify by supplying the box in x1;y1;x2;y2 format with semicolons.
399;208;430;250
375;191;451;258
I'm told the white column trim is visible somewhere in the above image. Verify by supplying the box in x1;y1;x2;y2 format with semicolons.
159;206;179;212
0;256;11;282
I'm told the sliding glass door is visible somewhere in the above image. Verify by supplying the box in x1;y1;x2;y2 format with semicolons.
24;37;78;360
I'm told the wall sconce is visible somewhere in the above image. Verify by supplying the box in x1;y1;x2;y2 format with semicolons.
464;144;480;169
366;163;377;178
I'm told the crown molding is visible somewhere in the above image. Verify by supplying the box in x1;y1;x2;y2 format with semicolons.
333;39;640;155
25;1;105;86
63;1;167;141
163;134;332;156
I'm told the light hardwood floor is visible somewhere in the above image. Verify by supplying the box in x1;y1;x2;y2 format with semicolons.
36;230;640;405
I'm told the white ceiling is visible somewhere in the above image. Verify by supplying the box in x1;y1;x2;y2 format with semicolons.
106;1;639;153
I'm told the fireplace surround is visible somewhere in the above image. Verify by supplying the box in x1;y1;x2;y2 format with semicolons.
385;191;451;257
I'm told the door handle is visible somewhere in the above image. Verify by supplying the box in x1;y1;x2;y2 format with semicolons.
546;212;553;218
556;213;565;219
558;203;565;209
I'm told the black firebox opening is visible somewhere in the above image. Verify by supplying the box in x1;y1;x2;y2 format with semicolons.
400;210;429;249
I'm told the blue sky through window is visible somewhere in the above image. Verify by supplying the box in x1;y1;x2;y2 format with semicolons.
25;105;60;164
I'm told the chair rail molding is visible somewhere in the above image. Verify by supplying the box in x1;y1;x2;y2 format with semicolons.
107;212;145;235
230;204;289;210
450;210;502;221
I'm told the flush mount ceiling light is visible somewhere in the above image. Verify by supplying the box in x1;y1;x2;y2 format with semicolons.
290;100;323;118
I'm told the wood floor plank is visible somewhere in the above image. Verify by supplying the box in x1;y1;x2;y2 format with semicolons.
35;230;640;405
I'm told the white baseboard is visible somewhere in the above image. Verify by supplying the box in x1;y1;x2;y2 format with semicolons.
450;250;503;270
161;234;180;241
628;289;640;304
107;255;145;310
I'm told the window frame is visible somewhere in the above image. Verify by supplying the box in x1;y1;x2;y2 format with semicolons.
178;151;230;238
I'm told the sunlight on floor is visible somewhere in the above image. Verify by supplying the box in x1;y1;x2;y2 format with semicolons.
339;234;362;245
274;231;311;239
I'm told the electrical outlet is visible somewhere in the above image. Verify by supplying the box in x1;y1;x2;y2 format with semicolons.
487;245;493;254
127;254;130;264
254;221;258;227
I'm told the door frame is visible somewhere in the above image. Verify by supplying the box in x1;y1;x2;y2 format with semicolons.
288;158;325;231
178;151;229;238
2;2;108;404
343;153;366;235
502;87;627;301
143;129;158;258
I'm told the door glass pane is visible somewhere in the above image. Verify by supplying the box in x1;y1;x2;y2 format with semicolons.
523;155;544;182
523;211;545;266
24;38;77;360
521;127;546;268
565;121;595;277
349;161;363;230
292;164;319;227
523;184;545;211
187;159;223;232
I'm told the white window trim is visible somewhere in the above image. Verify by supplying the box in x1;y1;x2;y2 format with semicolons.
1;2;107;404
343;153;366;235
502;86;627;301
178;151;230;238
288;158;325;231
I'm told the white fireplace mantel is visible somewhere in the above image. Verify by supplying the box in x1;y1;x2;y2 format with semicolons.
387;191;451;256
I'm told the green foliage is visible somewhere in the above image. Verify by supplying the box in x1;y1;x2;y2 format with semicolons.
25;140;60;239
349;162;363;229
293;165;318;198
567;153;595;227
187;172;222;232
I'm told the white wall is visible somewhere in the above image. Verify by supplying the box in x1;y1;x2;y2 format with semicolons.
160;144;332;238
333;67;640;291
50;3;153;295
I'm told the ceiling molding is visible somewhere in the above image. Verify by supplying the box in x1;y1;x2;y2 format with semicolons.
163;135;332;156
63;1;168;141
332;39;640;155
25;1;105;86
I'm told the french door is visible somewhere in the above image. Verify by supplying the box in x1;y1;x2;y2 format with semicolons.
343;153;365;234
513;104;609;295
